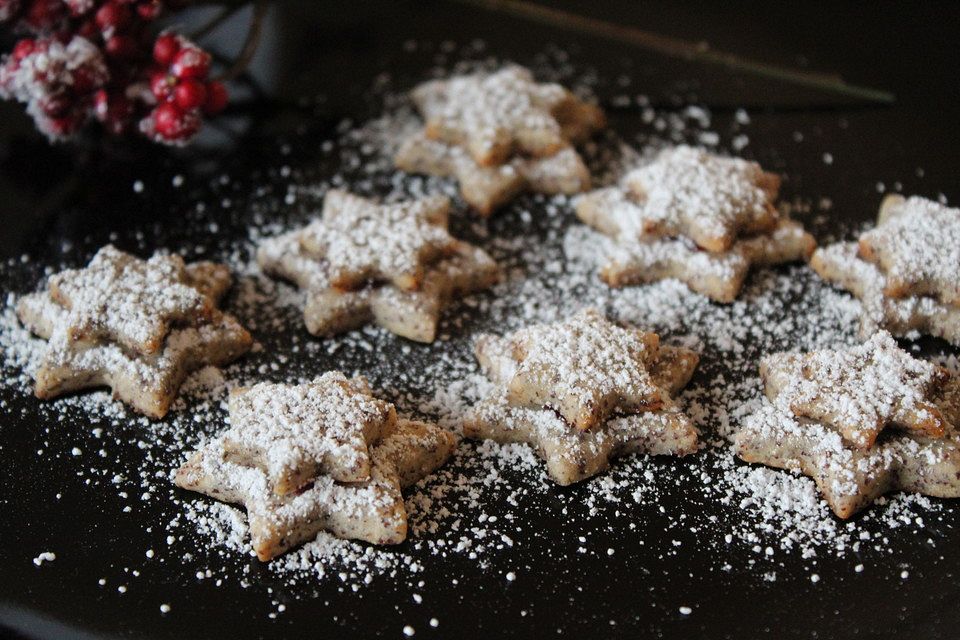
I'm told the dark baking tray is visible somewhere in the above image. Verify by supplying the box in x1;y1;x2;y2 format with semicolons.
1;2;959;638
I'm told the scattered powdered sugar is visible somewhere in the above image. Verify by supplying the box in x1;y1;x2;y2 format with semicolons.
714;451;950;561
0;50;956;615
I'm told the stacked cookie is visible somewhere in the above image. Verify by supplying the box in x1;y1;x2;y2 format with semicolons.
394;65;605;216
175;372;457;560
811;194;960;346
257;189;500;343
574;145;816;302
735;331;960;518
464;309;700;485
16;245;252;418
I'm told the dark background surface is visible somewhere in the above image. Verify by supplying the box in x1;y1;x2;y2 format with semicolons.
1;2;960;639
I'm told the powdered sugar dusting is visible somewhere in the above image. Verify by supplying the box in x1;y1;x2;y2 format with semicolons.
48;244;210;354
762;331;945;448
620;145;776;244
415;65;571;162
503;308;662;429
222;373;395;488
860;195;960;304
0;48;955;620
298;190;456;288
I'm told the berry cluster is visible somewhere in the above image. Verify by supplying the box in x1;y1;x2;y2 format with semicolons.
142;33;227;142
0;36;108;137
0;0;228;144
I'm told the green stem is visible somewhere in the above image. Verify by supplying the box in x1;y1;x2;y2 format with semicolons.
190;5;241;41
449;0;895;104
216;0;268;82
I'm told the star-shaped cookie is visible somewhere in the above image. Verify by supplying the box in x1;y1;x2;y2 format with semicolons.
735;374;960;519
258;212;500;343
412;65;605;167
858;195;960;305
394;131;591;216
17;253;251;418
220;373;397;496
176;415;457;560
578;215;815;303
48;244;215;355
465;333;699;485
811;242;960;346
494;309;665;431
576;145;781;253
759;332;948;450
298;190;458;292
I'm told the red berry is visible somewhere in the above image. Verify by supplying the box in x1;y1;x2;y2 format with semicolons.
24;0;63;30
153;102;180;132
93;89;109;116
99;93;133;134
153;101;199;141
174;79;206;111
12;39;36;62
47;112;83;137
39;93;70;117
77;18;98;40
95;2;132;32
150;70;174;101
64;0;90;17
202;80;228;115
72;66;97;93
137;1;161;20
152;33;179;66
105;34;137;59
171;47;210;80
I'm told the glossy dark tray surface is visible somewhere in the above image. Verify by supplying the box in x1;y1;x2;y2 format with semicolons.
1;2;959;639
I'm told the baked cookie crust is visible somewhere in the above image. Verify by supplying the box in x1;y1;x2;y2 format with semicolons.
17;247;252;418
